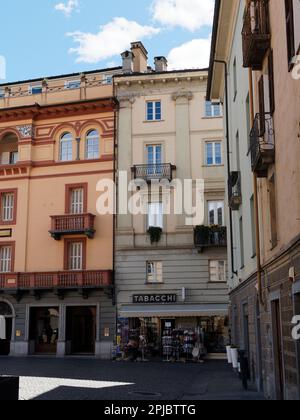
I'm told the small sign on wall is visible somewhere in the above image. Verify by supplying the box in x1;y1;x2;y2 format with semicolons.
104;328;110;338
0;229;12;238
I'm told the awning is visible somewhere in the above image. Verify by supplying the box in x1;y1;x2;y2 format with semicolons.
119;304;229;318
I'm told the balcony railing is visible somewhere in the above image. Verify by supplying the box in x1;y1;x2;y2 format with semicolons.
250;113;275;177
0;270;113;291
132;164;175;182
194;226;227;250
242;0;271;70
228;171;242;211
49;213;96;240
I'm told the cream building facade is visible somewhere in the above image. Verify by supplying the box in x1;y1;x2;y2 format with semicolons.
114;43;229;359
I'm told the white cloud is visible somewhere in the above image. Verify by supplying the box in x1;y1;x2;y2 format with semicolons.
67;17;160;64
55;0;79;17
167;38;211;70
152;0;214;32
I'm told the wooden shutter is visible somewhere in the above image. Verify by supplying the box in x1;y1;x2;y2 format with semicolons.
285;0;295;68
258;76;265;136
268;50;275;115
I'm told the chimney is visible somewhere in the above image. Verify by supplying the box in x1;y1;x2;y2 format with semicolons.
121;50;134;73
154;56;168;72
130;41;148;73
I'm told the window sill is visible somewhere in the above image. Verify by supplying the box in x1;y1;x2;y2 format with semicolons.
143;120;164;123
202;116;223;120
203;164;224;168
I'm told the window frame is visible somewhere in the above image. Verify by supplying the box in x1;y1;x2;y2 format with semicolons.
146;101;162;122
146;261;163;284
65;183;88;214
208;200;225;226
0;189;17;225
0;242;15;273
59;132;73;162
64;238;86;271
147;202;164;229
285;0;296;71
85;130;100;160
209;260;226;283
205;141;222;166
204;101;222;118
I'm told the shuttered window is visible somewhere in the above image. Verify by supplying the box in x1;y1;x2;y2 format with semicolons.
69;242;83;271
285;0;295;69
268;50;275;115
1;193;14;222
147;261;163;283
70;188;84;214
258;76;265;136
0;246;12;273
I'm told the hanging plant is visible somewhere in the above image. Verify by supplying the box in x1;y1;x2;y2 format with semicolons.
147;227;163;244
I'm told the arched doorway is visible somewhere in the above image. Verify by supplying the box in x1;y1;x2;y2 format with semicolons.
0;133;19;165
0;301;14;355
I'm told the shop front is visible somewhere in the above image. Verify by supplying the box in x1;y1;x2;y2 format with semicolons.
116;295;229;362
0;301;14;356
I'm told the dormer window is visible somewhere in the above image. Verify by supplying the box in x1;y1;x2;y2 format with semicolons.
29;84;42;95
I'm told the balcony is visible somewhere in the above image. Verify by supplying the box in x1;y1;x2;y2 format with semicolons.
228;172;242;211
250;113;275;177
132;164;175;182
49;214;96;240
242;0;271;70
0;270;113;292
194;226;227;251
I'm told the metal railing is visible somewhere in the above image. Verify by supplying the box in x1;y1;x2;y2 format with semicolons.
250;112;275;175
228;171;242;210
242;0;271;69
50;213;95;239
194;227;227;248
132;163;175;182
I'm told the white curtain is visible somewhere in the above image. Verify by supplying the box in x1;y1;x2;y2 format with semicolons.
0;315;6;340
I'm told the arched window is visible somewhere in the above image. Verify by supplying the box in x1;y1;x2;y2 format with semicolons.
0;302;13;316
0;133;18;165
86;130;100;160
60;133;73;161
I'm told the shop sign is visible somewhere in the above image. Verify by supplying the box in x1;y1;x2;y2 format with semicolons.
0;229;12;238
133;294;177;304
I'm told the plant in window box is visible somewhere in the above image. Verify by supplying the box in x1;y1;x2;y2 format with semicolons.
147;227;163;244
194;225;210;245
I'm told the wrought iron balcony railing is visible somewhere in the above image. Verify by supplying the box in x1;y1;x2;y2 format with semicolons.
194;226;227;250
0;270;113;291
228;171;242;211
132;163;175;182
49;213;96;240
242;0;271;70
250;113;275;177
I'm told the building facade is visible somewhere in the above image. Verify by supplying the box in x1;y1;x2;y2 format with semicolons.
0;69;119;358
115;43;229;361
208;0;300;400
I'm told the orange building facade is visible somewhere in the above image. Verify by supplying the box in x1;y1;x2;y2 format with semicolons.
0;70;119;358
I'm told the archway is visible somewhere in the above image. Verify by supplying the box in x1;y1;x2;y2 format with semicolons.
0;301;14;355
0;133;19;165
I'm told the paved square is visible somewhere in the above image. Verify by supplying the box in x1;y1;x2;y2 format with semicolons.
0;358;264;400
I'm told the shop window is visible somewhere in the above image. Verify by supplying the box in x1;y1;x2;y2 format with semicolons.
146;261;163;284
209;260;226;283
0;190;17;224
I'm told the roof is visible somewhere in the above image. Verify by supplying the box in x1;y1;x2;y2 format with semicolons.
206;0;222;101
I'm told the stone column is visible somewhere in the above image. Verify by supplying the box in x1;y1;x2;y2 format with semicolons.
56;304;66;357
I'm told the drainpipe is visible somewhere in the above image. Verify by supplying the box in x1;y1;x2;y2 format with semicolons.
213;59;237;277
248;69;264;306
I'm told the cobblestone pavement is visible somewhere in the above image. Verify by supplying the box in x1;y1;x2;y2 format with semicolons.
0;358;265;400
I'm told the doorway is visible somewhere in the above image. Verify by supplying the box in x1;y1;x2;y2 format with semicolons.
0;302;13;356
293;292;300;399
271;299;284;400
255;300;264;392
66;307;96;354
29;307;59;354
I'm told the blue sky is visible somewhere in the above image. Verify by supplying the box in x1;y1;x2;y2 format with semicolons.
0;0;214;83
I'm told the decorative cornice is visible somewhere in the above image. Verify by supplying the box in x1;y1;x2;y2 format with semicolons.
172;91;194;102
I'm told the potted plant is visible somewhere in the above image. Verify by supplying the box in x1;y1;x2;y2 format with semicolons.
147;227;163;244
230;345;239;369
194;225;210;245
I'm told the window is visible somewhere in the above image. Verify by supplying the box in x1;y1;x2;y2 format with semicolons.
70;188;84;214
236;131;240;171
0;190;17;225
65;184;87;214
268;50;275;114
29;85;42;95
148;203;163;229
147;144;162;175
147;261;163;284
239;216;245;269
86;130;100;160
208;201;224;226
9;151;18;165
65;239;86;271
206;142;222;166
246;93;251;151
250;195;257;257
60;133;73;161
233;57;237;99
147;101;161;121
205;101;222;118
0;245;13;273
269;174;278;248
103;75;113;85
65;80;80;90
209;260;226;283
285;0;295;69
0;90;5;98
